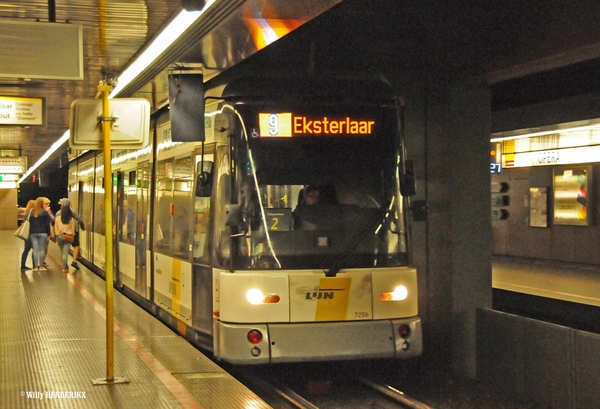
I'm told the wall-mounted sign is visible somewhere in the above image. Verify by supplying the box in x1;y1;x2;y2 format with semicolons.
491;209;509;220
0;96;44;126
0;20;83;80
504;145;600;168
553;167;591;226
0;174;19;181
0;181;17;189
0;157;27;174
490;162;502;173
491;182;509;193
529;187;548;228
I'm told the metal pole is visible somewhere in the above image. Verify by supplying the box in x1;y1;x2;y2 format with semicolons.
92;82;128;385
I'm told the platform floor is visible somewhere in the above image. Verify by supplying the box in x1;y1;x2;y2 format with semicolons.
493;255;600;307
0;230;271;409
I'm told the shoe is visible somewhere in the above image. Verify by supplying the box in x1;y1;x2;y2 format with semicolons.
62;269;69;274
71;262;80;270
43;263;50;268
21;266;32;271
38;266;47;272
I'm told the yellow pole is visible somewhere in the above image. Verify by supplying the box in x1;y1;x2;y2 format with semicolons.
99;83;115;381
91;83;127;385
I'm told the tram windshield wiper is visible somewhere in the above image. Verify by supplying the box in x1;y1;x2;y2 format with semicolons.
325;204;388;277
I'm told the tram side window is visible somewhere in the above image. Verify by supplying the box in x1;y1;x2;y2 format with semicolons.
120;170;136;244
172;156;193;259
94;166;106;235
153;157;194;260
194;153;213;264
213;146;231;268
154;161;173;255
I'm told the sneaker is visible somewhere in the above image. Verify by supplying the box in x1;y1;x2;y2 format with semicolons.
71;262;80;270
43;263;50;268
62;269;69;274
38;266;47;272
21;266;32;271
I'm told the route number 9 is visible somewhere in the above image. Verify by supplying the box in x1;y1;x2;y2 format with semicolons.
269;114;278;136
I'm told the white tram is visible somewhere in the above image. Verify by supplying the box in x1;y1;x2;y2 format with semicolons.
68;76;422;364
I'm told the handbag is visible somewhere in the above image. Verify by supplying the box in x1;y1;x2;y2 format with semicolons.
14;211;31;240
58;218;75;243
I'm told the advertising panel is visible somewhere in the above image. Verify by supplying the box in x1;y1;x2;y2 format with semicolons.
553;167;591;226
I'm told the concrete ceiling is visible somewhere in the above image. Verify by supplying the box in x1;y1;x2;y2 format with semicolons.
3;0;600;183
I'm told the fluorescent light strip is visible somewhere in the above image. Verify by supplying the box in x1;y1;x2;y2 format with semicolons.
110;2;216;98
491;123;600;142
18;130;70;184
19;2;217;185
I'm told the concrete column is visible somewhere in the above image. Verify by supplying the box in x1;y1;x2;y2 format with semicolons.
405;77;492;378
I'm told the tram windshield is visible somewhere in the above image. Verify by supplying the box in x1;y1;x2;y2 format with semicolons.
224;104;409;271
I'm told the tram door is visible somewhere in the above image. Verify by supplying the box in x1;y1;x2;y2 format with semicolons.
114;171;124;286
76;181;87;260
136;162;150;298
115;169;143;296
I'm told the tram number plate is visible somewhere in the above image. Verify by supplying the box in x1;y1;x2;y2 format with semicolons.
265;208;292;231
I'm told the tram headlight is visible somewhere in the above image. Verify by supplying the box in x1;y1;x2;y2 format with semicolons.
247;289;264;304
246;289;281;305
380;285;408;301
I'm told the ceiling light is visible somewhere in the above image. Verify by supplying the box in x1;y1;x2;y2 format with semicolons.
110;2;216;98
18;130;70;184
19;2;217;185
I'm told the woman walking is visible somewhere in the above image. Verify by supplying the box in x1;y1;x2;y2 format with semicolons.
20;199;36;270
54;201;76;274
29;197;52;271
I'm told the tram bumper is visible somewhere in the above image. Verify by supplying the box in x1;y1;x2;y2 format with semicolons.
215;317;422;364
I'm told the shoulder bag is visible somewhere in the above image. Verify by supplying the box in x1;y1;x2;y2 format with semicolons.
14;211;31;240
61;218;76;243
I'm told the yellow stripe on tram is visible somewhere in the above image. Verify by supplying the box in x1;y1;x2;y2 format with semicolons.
171;258;181;317
315;277;351;321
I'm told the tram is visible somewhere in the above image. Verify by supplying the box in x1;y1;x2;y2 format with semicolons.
68;75;422;364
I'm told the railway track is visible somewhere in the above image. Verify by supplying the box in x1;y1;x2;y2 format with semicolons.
230;364;435;409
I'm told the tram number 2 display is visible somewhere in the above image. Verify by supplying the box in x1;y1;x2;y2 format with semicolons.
264;208;292;231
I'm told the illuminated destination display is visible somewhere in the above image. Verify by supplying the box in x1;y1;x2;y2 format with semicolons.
259;112;375;137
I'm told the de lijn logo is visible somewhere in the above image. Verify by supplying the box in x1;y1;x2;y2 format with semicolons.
305;288;345;300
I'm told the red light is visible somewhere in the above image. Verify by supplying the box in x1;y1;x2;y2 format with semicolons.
247;329;263;344
398;324;411;339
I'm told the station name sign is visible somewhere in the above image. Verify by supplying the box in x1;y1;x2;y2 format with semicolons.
258;112;375;137
0;96;44;126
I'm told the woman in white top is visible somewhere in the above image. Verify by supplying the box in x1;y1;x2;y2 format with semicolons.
54;203;76;273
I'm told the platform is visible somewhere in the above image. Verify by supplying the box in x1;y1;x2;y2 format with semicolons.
0;230;271;409
493;255;600;307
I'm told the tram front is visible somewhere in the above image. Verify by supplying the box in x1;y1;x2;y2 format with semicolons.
210;78;422;364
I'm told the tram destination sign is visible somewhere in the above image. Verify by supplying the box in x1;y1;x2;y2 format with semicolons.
258;112;376;137
0;96;44;126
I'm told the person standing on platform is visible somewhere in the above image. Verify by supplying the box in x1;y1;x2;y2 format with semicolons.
56;198;85;270
42;197;55;268
20;199;36;271
54;201;76;274
29;197;52;271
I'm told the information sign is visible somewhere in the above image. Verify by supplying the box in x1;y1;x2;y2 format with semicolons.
0;97;44;126
0;157;27;174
